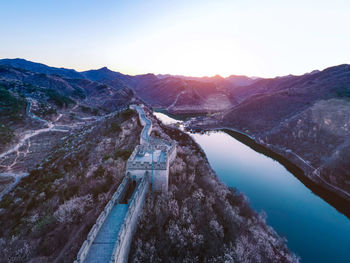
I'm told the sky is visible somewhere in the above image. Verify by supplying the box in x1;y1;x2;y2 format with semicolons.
0;0;350;77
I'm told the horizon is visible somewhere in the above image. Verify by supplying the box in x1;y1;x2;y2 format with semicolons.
2;56;345;79
1;2;350;261
1;1;350;78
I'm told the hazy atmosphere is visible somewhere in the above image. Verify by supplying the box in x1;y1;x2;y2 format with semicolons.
1;1;350;263
1;0;350;77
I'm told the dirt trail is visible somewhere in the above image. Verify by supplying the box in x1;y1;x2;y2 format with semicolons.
0;99;68;171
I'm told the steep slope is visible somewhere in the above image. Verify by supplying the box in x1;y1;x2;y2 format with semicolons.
132;75;187;107
129;110;298;262
0;65;133;112
129;75;239;113
0;65;134;175
0;59;259;115
190;64;350;202
0;109;142;262
0;105;299;262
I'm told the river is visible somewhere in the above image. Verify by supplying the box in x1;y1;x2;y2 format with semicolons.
154;111;350;263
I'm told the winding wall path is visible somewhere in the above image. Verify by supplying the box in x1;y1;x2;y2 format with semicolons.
75;105;152;263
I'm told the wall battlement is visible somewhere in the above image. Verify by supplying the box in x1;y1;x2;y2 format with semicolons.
74;177;131;263
110;175;150;263
126;136;176;192
75;105;177;263
127;161;167;170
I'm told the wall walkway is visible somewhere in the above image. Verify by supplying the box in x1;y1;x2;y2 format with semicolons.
75;104;170;263
84;204;128;262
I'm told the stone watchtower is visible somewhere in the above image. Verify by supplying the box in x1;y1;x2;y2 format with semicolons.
126;141;176;192
126;104;177;193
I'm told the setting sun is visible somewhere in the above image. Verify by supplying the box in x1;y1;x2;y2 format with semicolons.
1;0;349;77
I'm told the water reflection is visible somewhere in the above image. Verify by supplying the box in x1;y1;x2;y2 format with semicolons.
154;111;350;263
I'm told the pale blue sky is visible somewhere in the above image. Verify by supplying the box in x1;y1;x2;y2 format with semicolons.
1;0;349;77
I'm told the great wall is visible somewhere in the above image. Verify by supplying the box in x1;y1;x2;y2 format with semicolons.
74;105;176;263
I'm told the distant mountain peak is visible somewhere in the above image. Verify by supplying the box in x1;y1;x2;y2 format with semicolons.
0;58;84;79
81;66;125;82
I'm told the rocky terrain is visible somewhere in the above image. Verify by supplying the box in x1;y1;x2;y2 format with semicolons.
0;58;300;262
75;59;350;215
0;61;134;211
1;59;349;203
186;65;350;204
0;109;142;262
0;59;258;114
66;56;349;208
0;65;133;154
118;61;350;206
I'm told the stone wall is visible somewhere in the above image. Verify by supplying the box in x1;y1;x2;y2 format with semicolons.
151;168;169;192
130;104;152;145
110;175;150;263
167;141;177;164
75;105;177;262
126;142;177;171
126;140;176;192
127;161;167;170
127;169;168;192
74;177;131;263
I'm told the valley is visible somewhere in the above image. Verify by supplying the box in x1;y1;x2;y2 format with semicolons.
133;65;350;206
0;58;349;262
1;1;349;262
154;112;350;263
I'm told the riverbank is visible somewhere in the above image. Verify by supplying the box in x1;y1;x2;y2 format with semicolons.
185;119;350;219
156;99;350;209
172;107;350;219
154;111;350;263
221;128;350;219
153;108;205;121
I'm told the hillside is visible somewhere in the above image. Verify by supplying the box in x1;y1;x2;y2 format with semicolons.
0;59;255;114
0;59;299;262
0;109;142;262
188;65;350;203
127;74;247;113
0;59;84;79
0;64;133;153
129;114;298;262
2;58;349;203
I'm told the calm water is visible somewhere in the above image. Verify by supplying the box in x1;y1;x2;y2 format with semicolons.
155;112;350;263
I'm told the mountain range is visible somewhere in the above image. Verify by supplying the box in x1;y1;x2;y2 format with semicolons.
0;58;301;262
0;58;349;205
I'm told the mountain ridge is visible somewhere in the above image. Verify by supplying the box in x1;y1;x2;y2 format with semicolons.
0;58;300;263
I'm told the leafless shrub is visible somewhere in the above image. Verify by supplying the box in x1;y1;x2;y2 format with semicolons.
54;194;93;224
0;237;31;263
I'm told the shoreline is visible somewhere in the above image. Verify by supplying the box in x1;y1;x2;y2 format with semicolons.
154;108;350;219
220;128;350;219
132;113;300;262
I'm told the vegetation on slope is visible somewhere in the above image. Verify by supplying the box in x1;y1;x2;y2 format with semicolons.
43;89;75;107
0;109;141;263
0;86;27;146
0;86;26;121
187;65;350;201
129;119;298;262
